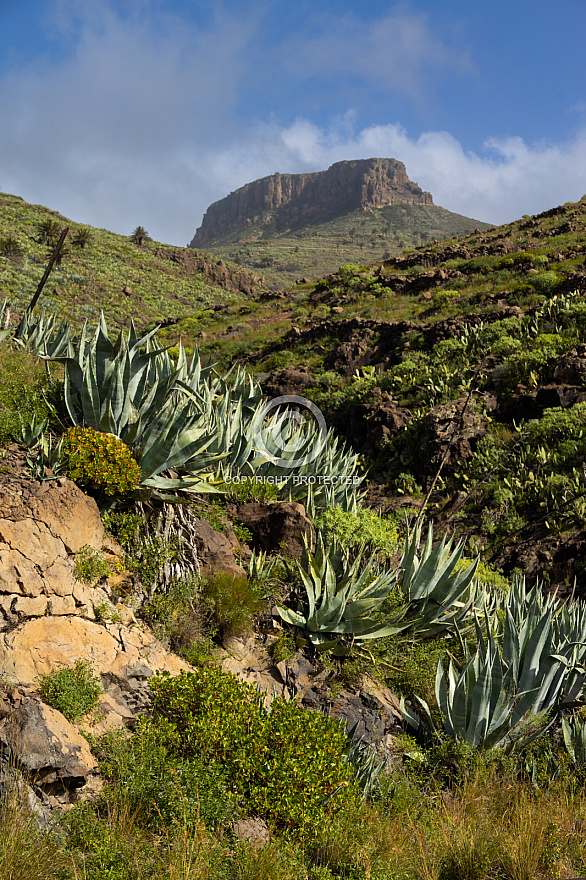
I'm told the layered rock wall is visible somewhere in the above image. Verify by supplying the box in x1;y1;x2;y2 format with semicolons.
190;158;433;246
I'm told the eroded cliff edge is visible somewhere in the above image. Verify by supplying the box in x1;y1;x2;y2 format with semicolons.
190;158;433;247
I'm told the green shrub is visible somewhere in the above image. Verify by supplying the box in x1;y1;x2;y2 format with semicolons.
94;717;235;831
151;667;359;833
38;659;103;722
101;510;144;550
142;575;207;650
200;571;264;637
64;426;141;496
74;545;112;585
312;504;403;559
531;270;560;294
0;346;50;444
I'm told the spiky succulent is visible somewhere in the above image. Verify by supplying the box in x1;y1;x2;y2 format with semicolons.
14;310;71;357
276;534;401;655
403;585;586;750
398;523;481;638
17;310;363;507
277;523;482;655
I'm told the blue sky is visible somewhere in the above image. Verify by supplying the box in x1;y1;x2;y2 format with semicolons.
1;0;585;244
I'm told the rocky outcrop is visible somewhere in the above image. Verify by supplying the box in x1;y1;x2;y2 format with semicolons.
235;502;315;557
154;247;262;296
332;393;411;456
0;477;116;624
190;159;433;246
0;697;97;785
0;616;188;687
414;399;488;488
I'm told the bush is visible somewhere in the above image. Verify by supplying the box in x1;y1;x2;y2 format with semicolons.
200;571;265;637
313;505;403;559
38;659;103;722
64;426;141;496
0;346;50;444
74;545;111;585
94;718;235;831
151;667;359;833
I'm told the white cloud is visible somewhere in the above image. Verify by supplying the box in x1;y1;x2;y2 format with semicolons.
0;1;257;243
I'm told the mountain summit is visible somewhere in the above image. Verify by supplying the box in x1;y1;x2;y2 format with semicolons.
190;158;433;247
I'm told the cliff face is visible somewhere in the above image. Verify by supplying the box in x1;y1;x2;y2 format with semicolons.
190;158;433;247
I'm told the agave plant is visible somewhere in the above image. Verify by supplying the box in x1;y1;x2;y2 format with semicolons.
397;523;481;638
562;714;586;769
490;578;586;709
276;534;402;655
344;723;386;801
277;523;482;655
230;402;363;514
48;315;228;492
403;591;586;750
401;627;544;750
13;310;71;357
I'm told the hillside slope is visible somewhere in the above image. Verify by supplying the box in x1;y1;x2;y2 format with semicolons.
195;202;492;289
0;192;263;330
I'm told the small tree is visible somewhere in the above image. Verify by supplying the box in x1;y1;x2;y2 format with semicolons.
35;218;60;245
131;225;151;246
0;235;23;261
72;226;92;249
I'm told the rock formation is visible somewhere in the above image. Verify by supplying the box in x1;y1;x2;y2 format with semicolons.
190;158;433;247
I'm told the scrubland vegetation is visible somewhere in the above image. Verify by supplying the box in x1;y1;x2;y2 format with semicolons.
2;193;586;877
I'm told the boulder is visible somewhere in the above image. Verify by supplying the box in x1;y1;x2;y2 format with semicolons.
220;635;286;700
233;817;270;848
0;478;106;555
415;399;487;486
235;502;315;557
0;477;118;625
333;394;410;455
190;518;245;578
0;698;97;785
263;366;315;397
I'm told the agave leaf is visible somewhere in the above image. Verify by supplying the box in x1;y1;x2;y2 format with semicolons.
273;604;306;627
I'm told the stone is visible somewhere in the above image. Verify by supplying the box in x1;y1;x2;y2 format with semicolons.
0;763;54;828
0;616;189;686
220;635;286;701
44;559;76;597
0;547;44;597
82;692;137;736
49;595;76;616
190;518;245;578
0;519;66;571
25;478;107;554
0;698;97;785
415;398;488;486
235;502;315;557
13;595;48;618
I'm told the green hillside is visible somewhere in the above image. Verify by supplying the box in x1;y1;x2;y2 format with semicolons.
195;203;492;289
0;192;261;330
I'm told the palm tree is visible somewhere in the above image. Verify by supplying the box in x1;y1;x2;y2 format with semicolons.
72;226;92;249
0;235;23;262
130;225;151;246
35;218;60;245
